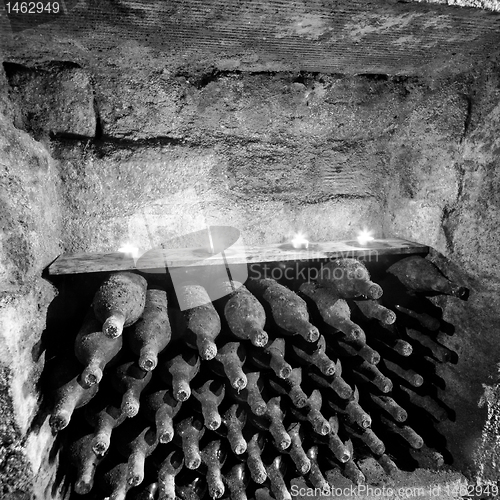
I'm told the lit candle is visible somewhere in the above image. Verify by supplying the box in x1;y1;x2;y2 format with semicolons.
357;230;375;247
291;232;309;250
118;243;141;260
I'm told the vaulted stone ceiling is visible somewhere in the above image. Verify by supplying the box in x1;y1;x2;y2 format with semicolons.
1;0;500;77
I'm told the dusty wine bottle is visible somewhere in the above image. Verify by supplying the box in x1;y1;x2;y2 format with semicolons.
268;368;308;408
328;386;372;429
249;338;292;379
306;446;329;490
394;304;440;332
224;463;249;500
223;403;248;455
229;371;267;416
341;440;366;485
318;259;383;299
378;454;399;476
354;299;396;325
349;358;393;394
266;396;292;450
397;385;449;422
175;469;207;500
386;255;469;299
247;278;320;342
382;359;424;388
334;340;381;366
70;433;104;494
214;341;247;390
113;361;152;417
409;444;445;469
291;335;336;376
307;360;353;400
192;379;225;431
379;414;424;449
75;309;123;387
247;433;267;484
344;422;385;456
157;447;184;500
93;272;147;338
163;350;200;402
221;281;269;347
176;416;205;469
369;394;407;423
286;423;311;474
179;284;221;360
200;439;226;499
406;328;454;363
127;289;171;371
304;390;331;436
143;388;182;443
49;357;99;432
127;427;158;487
326;416;351;463
299;282;366;344
265;455;292;500
86;404;127;456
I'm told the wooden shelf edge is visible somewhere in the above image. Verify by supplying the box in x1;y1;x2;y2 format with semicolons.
48;238;429;276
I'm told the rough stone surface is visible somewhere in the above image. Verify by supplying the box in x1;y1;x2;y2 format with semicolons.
3;62;96;140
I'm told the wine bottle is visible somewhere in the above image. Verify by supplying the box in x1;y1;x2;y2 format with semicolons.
326;416;351;463
176;416;205;469
368;394;407;423
133;482;159;500
224;463;248;500
163;350;200;402
328;386;372;429
86;403;127;456
379;414;424;449
306;446;329;490
368;332;413;359
229;371;267;416
75;309;123;387
157;447;183;500
265;455;292;500
179;284;221;360
377;454;399;476
386;255;469;299
192;379;225;431
341;440;366;485
221;281;269;347
286;423;311;474
113;361;152;417
213;341;247;390
318;259;383;299
354;299;396;325
397;385;449;422
268;368;308;408
346;358;393;394
127;289;171;371
247;433;267;484
49;357;99;432
343;422;385;456
93;272;147;338
246;278;320;342
223;404;247;455
304;390;331;436
250;338;292;379
394;304;440;332
100;462;131;500
299;282;365;343
291;335;336;376
200;439;226;499
307;360;353;400
409;444;445;469
70;433;104;494
128;427;158;487
143;389;182;443
406;328;454;363
265;396;291;450
382;359;424;388
334;340;380;366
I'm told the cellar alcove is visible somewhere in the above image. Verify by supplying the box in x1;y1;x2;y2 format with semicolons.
1;0;500;499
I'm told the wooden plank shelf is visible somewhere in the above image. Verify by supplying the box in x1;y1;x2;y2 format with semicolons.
48;238;429;276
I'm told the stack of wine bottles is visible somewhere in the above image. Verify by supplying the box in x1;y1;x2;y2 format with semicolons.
48;255;468;500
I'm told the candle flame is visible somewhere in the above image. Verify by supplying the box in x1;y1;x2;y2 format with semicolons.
357;230;374;246
118;243;141;259
291;232;309;249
